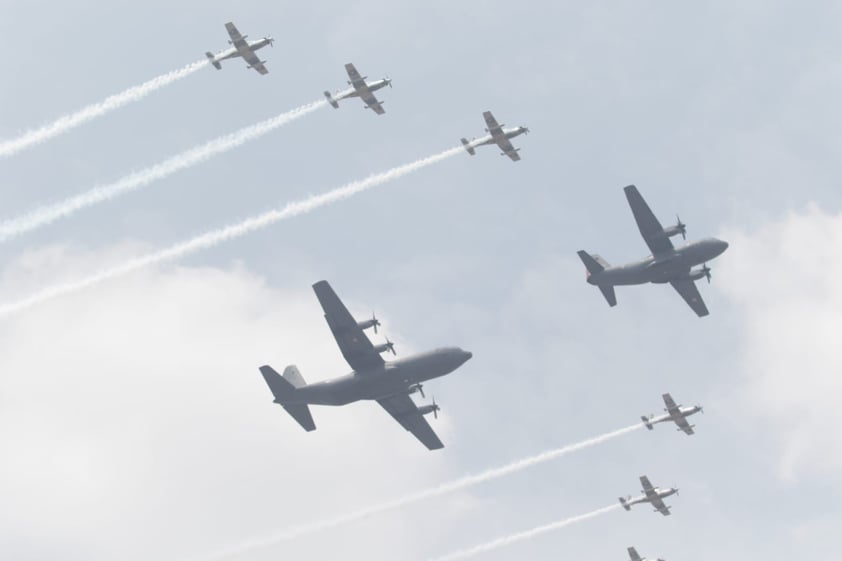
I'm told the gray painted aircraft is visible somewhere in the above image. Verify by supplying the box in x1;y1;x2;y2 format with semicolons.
205;22;273;75
461;111;529;161
642;393;703;435
259;280;472;450
577;184;729;317
324;63;391;115
620;475;679;516
627;546;665;561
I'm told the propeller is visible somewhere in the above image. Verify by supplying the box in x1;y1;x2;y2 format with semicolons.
414;384;425;398
522;126;530;135
674;487;680;497
698;405;705;414
431;397;439;419
386;74;393;88
268;37;275;47
384;337;396;355
701;263;712;283
675;215;687;239
371;312;380;333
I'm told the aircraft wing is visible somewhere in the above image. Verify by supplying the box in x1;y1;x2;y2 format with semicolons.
243;53;268;75
344;63;367;88
225;22;249;49
312;280;385;372
651;495;671;516
627;547;643;561
639;475;655;494
377;393;444;450
674;414;695;435
483;111;504;136
360;90;385;114
669;278;709;317
662;392;679;413
495;136;520;161
624;185;673;255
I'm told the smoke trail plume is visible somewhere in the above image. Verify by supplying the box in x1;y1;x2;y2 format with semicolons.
0;146;464;317
0;100;326;242
424;504;620;561
188;423;641;561
0;60;208;157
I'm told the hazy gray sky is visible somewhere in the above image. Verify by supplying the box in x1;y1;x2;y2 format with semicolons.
1;1;840;560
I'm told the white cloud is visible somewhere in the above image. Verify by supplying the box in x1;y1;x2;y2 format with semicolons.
719;204;842;481
0;245;458;561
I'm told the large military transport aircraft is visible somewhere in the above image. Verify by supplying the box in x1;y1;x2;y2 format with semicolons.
620;475;678;516
642;393;703;435
577;184;729;317
461;111;529;161
205;22;273;75
324;63;391;115
627;546;665;561
259;280;472;450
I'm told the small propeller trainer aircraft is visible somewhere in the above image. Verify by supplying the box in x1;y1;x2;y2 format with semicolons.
627;546;665;561
205;22;273;75
577;184;729;317
324;63;391;115
620;475;678;516
259;281;472;450
461;111;529;161
642;393;703;435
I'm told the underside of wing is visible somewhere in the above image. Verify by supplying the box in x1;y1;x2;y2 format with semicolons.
675;415;695;435
225;22;248;49
242;51;268;74
377;393;443;450
627;547;643;561
639;475;655;493
312;280;384;371
345;62;366;87
495;136;519;160
624;185;673;255
361;91;385;114
662;392;679;411
669;278;709;317
482;110;503;135
652;496;671;516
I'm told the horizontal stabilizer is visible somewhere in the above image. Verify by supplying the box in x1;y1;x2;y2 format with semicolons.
619;497;631;511
260;365;316;432
599;284;617;307
323;91;339;108
205;52;222;70
460;138;476;155
641;416;654;430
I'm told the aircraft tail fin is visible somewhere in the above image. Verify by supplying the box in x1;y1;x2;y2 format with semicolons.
461;138;476;155
260;365;316;432
619;497;631;511
577;251;616;306
641;416;654;430
205;52;222;70
323;91;340;108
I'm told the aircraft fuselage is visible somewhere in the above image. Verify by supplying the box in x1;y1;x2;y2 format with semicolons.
282;347;472;406
588;237;728;287
474;126;528;147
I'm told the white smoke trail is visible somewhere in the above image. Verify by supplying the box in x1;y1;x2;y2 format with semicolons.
188;423;641;561
0;100;327;242
423;504;620;561
0;59;208;157
0;146;464;318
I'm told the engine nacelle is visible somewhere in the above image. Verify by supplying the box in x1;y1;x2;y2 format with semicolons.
374;340;395;355
417;403;440;417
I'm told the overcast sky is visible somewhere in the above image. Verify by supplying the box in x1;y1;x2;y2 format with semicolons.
1;1;841;560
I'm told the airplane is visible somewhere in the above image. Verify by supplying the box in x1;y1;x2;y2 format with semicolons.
259;280;472;450
642;393;703;435
619;475;678;516
577;184;729;317
324;63;391;115
627;546;665;561
460;111;529;161
205;22;273;75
